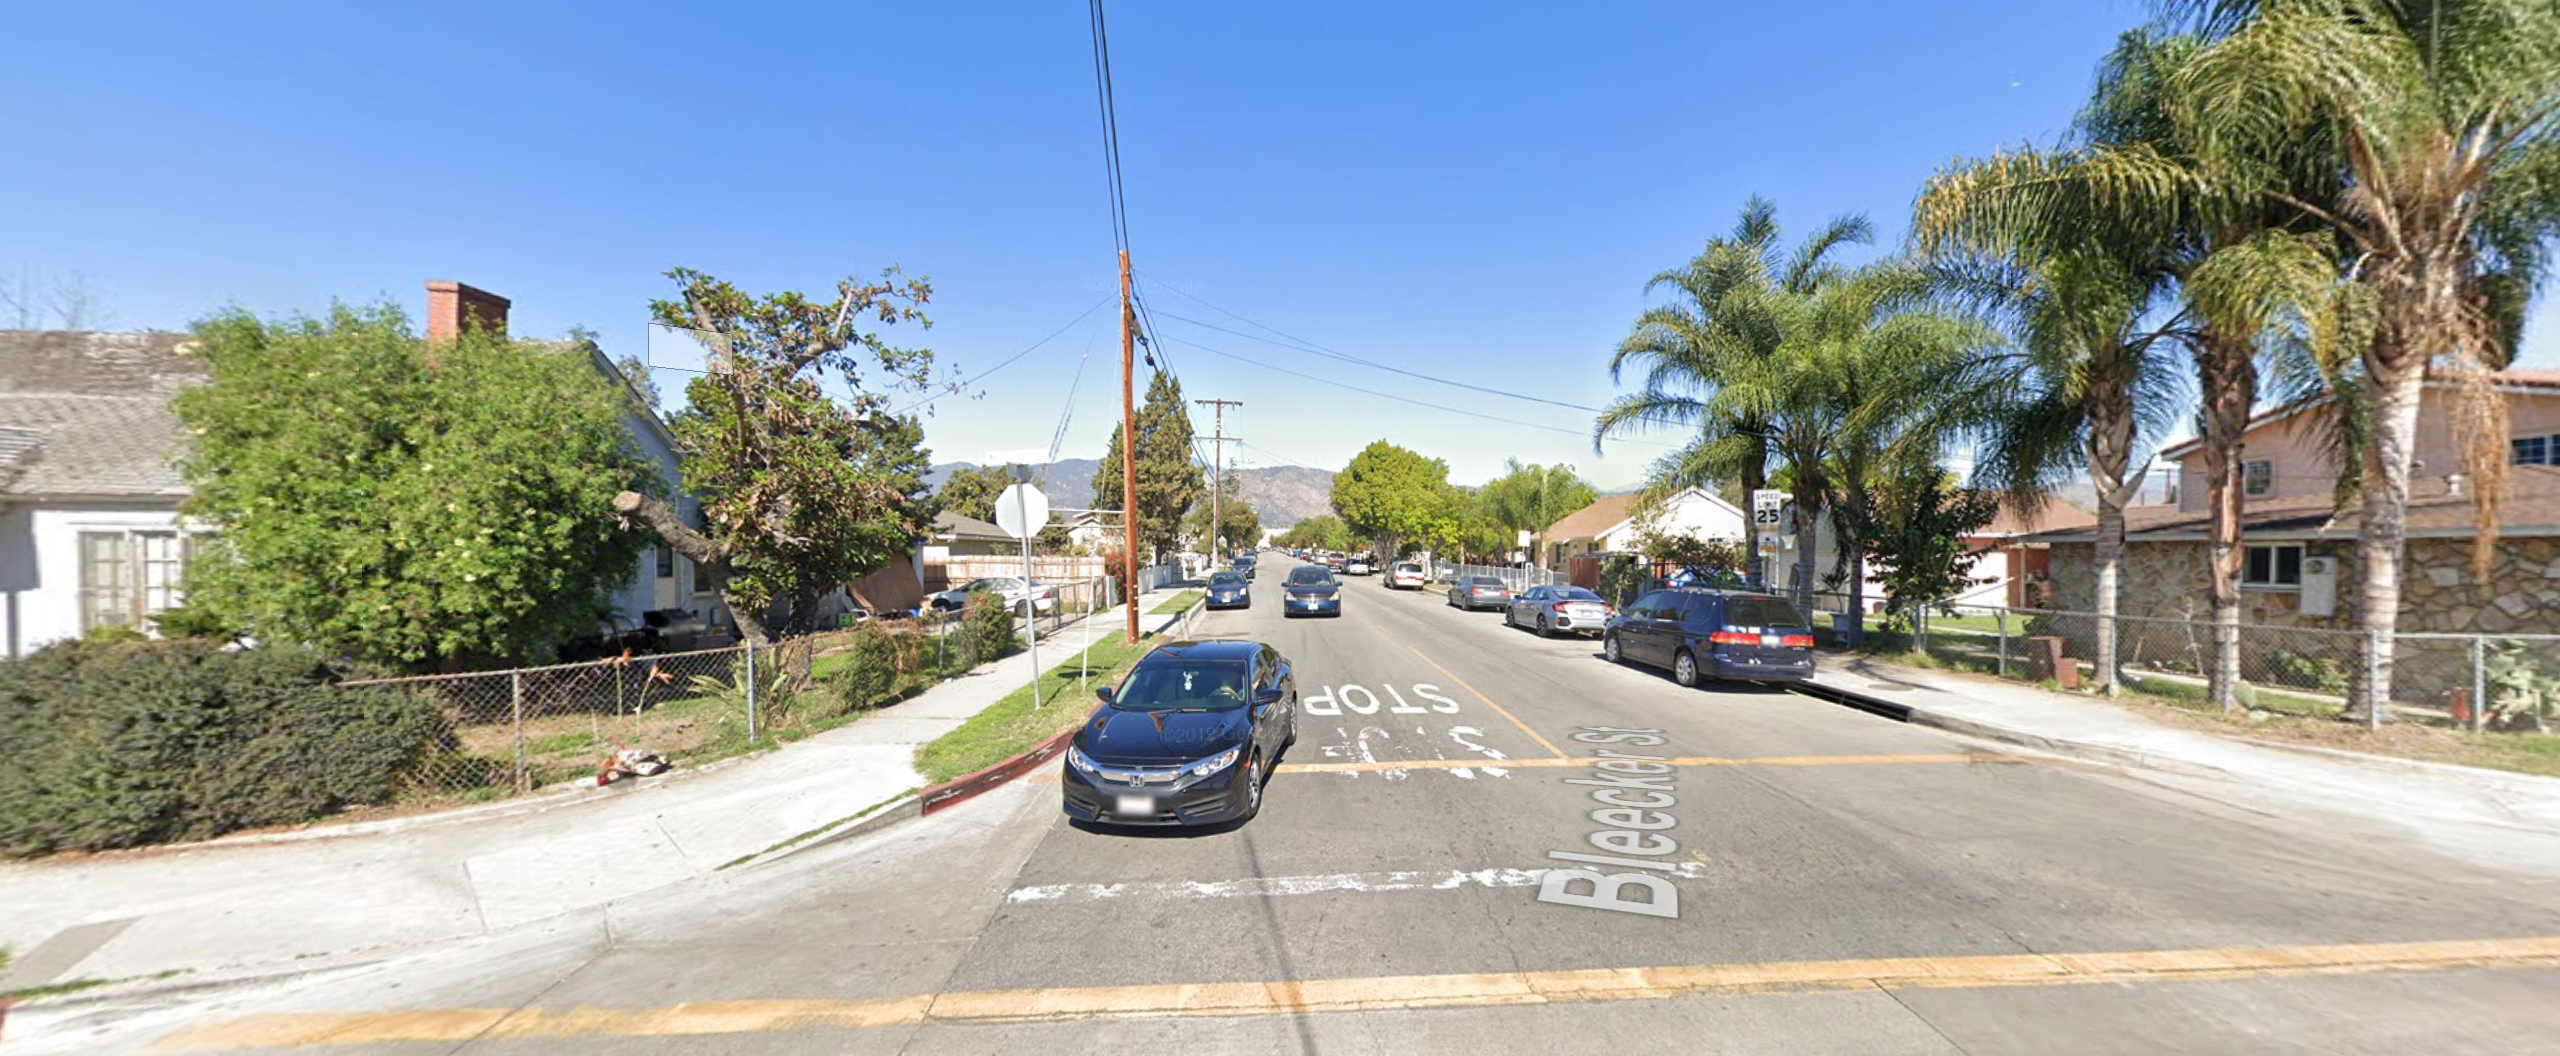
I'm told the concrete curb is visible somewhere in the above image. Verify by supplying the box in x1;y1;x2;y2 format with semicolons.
1794;677;2240;782
2233;737;2560;793
920;726;1078;817
734;792;925;871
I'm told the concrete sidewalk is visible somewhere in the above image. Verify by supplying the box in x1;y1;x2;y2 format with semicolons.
1807;655;2560;847
0;588;1199;996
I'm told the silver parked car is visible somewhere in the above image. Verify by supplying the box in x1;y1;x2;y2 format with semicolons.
928;576;1058;614
1446;575;1513;612
1504;585;1614;638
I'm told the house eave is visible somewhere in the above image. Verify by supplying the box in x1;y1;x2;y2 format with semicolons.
2038;525;2560;545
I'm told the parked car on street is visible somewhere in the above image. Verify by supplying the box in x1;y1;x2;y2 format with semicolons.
1232;554;1257;580
1505;585;1613;638
1324;553;1347;572
1447;576;1513;611
1206;570;1252;610
1603;588;1816;687
1387;562;1426;589
1282;566;1343;618
928;576;1057;615
1344;555;1372;576
1061;639;1296;827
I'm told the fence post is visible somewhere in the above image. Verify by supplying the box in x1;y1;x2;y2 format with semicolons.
510;670;528;794
2471;635;2488;733
2365;629;2383;730
745;642;760;743
1996;609;2009;679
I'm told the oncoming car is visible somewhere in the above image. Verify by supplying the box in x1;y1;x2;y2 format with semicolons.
1061;640;1296;827
1206;570;1251;610
1282;565;1342;617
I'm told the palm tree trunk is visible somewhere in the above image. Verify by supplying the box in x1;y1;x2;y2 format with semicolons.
1742;450;1768;589
2197;332;2256;713
2086;388;2139;696
1790;484;1823;617
2350;337;2427;723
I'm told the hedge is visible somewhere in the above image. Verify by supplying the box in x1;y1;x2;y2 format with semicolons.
0;638;450;856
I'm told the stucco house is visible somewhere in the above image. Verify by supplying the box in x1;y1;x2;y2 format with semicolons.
1542;487;1746;566
2029;370;2560;635
0;280;711;658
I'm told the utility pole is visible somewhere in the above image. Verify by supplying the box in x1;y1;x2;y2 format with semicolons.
1120;251;1141;644
1195;398;1241;566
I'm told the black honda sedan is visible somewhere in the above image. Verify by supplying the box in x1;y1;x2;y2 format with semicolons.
1062;640;1297;827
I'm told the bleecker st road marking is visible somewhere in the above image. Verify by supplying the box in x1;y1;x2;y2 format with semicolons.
1537;727;1691;919
154;936;2560;1049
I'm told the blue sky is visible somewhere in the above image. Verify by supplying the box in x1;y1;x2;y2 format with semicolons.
6;1;2554;493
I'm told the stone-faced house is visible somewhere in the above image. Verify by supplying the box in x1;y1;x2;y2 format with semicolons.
2030;370;2560;635
0;281;712;658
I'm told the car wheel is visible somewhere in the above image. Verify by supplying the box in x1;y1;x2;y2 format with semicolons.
1284;703;1299;749
1603;633;1624;664
1537;614;1554;638
1239;753;1264;821
1673;649;1701;688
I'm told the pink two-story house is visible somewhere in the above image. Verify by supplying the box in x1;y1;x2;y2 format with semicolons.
2030;370;2560;635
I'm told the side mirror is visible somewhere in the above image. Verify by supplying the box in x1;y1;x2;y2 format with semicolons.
1254;687;1285;707
1095;685;1116;705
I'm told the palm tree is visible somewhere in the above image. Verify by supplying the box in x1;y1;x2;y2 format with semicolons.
1912;241;2189;694
2161;0;2560;719
1484;459;1597;574
1597;198;1873;590
1914;27;2345;704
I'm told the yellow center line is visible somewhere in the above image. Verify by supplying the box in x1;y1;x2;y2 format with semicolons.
1025;753;2016;784
154;935;2560;1050
1385;638;1567;758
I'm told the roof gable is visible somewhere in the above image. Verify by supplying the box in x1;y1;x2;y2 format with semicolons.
0;330;204;499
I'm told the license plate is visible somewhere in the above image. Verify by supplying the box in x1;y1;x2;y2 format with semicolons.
1761;634;1781;646
1116;795;1153;817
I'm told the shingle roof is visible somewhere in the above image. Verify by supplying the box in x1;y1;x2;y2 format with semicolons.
933;510;1015;541
1545;493;1644;541
2029;465;2560;542
0;330;204;498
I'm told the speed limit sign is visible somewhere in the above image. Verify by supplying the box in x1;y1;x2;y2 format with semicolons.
1751;489;1785;527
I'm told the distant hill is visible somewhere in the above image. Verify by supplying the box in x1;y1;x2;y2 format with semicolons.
925;459;1337;529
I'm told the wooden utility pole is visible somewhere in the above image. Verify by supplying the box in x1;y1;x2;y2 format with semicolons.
1120;251;1142;644
1195;397;1241;566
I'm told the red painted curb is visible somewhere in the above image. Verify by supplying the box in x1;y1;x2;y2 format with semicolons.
1;997;15;1046
919;725;1080;816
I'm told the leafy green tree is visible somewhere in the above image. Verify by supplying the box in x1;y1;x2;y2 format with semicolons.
612;350;662;412
1278;515;1350;551
1330;441;1459;559
1481;459;1598;570
1854;475;2001;647
1185;473;1262;555
615;267;937;643
177;302;655;670
933;465;1014;523
1090;370;1204;561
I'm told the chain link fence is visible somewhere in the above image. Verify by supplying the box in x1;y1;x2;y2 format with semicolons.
1807;590;2560;733
346;592;1074;806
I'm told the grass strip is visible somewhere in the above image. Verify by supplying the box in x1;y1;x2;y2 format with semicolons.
914;631;1159;785
1150;590;1202;615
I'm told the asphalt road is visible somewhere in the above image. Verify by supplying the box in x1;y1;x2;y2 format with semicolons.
57;562;2560;1055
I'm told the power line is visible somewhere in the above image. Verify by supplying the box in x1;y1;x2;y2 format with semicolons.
1159;332;1676;448
1138;287;1605;414
895;295;1113;416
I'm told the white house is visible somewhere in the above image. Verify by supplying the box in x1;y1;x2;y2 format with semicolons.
1542;486;1746;565
0;281;707;658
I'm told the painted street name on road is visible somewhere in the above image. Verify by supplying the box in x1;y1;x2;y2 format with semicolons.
1536;726;1687;919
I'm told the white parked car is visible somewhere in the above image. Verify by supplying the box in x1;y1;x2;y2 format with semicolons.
928;576;1058;615
1344;556;1372;576
1387;562;1427;589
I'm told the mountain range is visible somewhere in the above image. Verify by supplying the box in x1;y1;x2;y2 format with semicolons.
924;459;1339;530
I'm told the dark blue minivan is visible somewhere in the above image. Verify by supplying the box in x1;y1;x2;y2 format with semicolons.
1602;588;1816;687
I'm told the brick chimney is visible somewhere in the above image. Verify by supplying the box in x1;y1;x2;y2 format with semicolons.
425;281;511;344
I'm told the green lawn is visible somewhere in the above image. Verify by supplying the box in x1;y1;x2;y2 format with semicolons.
1151;590;1203;615
913;631;1161;784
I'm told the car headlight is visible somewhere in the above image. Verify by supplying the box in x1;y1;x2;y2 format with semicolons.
1068;745;1099;774
1188;746;1241;778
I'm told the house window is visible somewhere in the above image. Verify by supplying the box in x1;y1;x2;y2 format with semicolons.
655;545;674;579
79;531;195;633
2242;544;2304;590
2242;460;2273;497
2515;434;2556;466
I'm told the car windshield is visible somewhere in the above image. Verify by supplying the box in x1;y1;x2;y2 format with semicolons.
1209;572;1245;587
1558;588;1605;602
1112;662;1249;712
1286;569;1336;588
